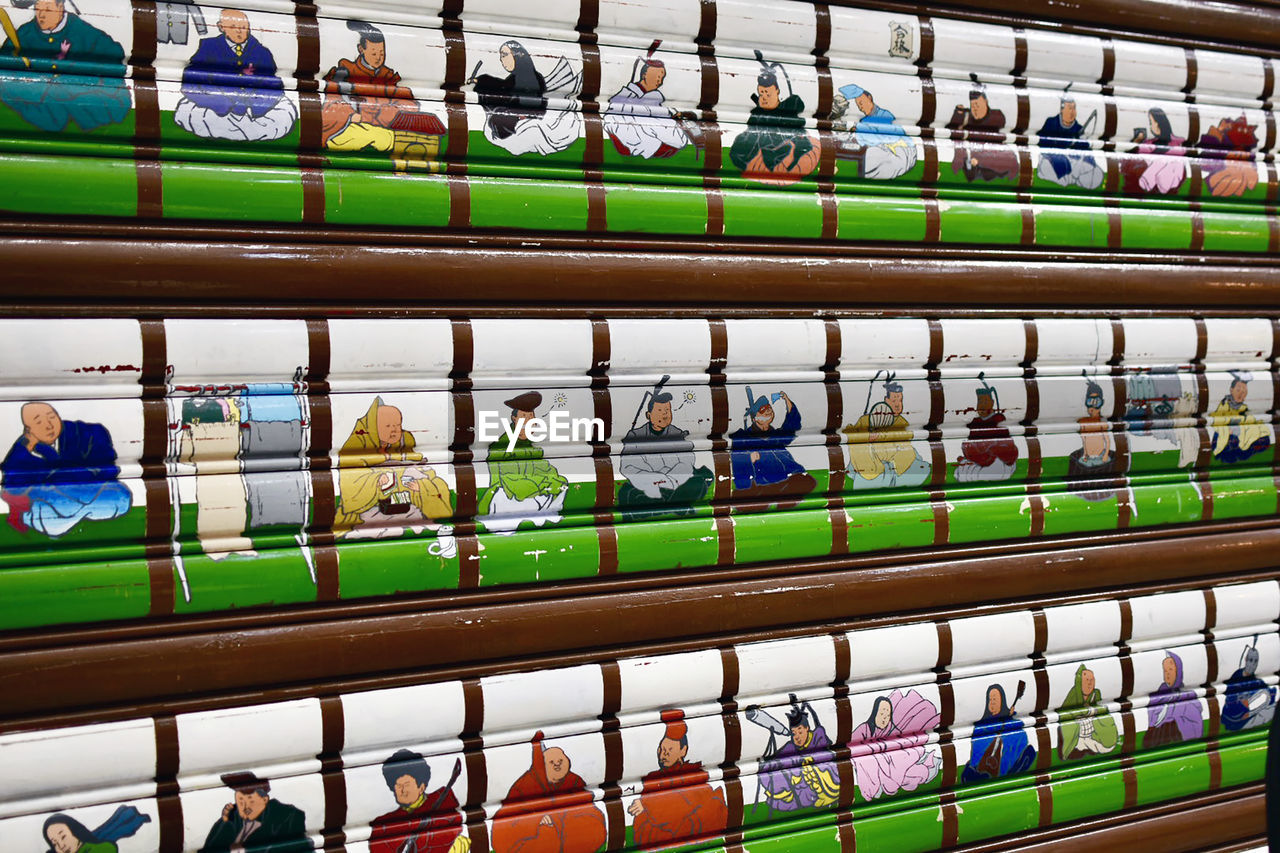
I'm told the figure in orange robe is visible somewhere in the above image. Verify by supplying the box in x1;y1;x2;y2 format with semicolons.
491;732;607;853
628;710;728;846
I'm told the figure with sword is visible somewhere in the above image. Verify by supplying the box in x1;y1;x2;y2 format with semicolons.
1035;84;1104;190
603;39;698;160
745;694;841;816
617;375;713;520
0;0;131;132
368;750;470;853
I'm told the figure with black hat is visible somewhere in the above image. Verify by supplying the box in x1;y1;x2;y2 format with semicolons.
368;749;470;853
842;372;931;490
627;710;728;845
1065;373;1118;500
954;373;1018;482
1035;84;1103;190
727;387;816;506
944;73;1017;183
477;391;569;535
617;376;713;520
746;694;840;814
602;39;692;160
1208;370;1271;463
1223;636;1277;731
728;50;821;184
0;0;130;132
201;772;308;852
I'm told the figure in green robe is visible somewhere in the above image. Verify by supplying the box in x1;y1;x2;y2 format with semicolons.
1057;665;1119;760
728;52;820;184
0;0;131;132
477;391;569;535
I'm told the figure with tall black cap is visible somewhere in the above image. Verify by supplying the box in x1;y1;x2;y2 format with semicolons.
842;372;931;490
727;387;815;507
728;51;821;183
477;391;569;534
201;772;308;852
1035;84;1103;189
0;0;130;132
1209;370;1271;463
944;73;1017;182
602;39;692;159
746;694;841;815
617;376;713;520
954;373;1018;482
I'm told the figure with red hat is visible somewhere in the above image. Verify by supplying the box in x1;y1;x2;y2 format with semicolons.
627;710;728;846
603;40;692;160
200;772;308;852
491;732;607;853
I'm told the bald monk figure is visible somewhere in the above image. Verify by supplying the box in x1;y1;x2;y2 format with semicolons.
492;732;607;853
1;402;131;538
174;8;298;141
335;397;454;552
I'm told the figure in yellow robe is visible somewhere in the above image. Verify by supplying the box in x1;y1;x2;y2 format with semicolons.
843;377;930;490
1209;373;1271;464
335;397;455;555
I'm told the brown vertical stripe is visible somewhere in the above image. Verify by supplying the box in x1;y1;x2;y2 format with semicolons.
1208;738;1223;789
295;9;324;223
319;696;347;837
1032;609;1048;655
1033;720;1052;770
1263;58;1276;103
720;646;740;703
916;16;934;68
940;792;960;848
131;1;162;218
1033;668;1050;715
1011;28;1027;78
935;621;953;670
1183;48;1198;99
1035;776;1053;826
461;679;487;806
918;73;937;130
813;4;831;57
154;715;181;853
442;26;470;227
1099;39;1116;91
1121;756;1138;808
1120;652;1135;700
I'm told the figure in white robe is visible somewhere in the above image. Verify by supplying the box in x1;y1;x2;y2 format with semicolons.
603;42;689;159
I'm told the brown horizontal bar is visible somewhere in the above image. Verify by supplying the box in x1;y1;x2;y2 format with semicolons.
1;523;1276;723
2;232;1280;309
955;782;1265;853
917;0;1280;55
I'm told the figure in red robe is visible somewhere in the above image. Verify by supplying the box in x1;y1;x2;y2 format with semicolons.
954;378;1018;483
491;732;607;853
628;710;728;846
368;749;469;853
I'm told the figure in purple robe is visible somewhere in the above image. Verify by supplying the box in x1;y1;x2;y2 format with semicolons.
850;690;941;801
1143;651;1204;748
746;694;840;814
1;402;131;538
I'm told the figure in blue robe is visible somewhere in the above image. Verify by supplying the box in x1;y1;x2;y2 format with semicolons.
0;0;130;132
1;402;131;538
1223;639;1276;731
961;683;1036;784
174;9;296;141
1036;91;1103;190
728;388;815;506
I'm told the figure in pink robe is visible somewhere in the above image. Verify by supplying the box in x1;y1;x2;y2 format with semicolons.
850;690;941;801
